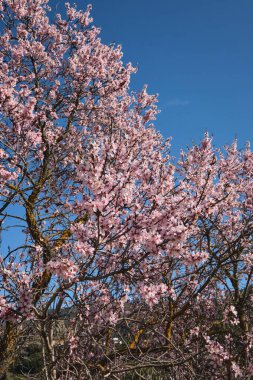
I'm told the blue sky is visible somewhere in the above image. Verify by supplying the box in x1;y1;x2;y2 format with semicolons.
59;0;253;156
1;1;252;257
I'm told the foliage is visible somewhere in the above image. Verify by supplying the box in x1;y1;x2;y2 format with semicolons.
11;343;43;375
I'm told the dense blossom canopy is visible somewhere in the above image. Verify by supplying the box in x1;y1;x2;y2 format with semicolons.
0;1;252;379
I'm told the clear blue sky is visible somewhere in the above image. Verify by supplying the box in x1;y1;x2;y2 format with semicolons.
1;1;252;253
57;0;253;156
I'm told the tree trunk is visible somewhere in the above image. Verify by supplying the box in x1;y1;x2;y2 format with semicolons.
0;322;18;378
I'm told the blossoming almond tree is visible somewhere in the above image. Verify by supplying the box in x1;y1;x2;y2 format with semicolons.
0;1;252;379
62;139;253;379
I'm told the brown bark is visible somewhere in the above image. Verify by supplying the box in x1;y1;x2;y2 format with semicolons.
0;322;19;378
